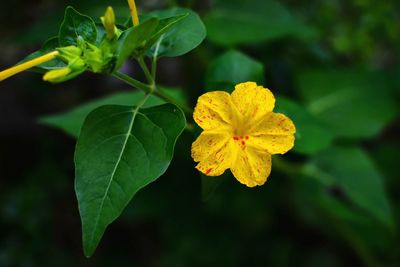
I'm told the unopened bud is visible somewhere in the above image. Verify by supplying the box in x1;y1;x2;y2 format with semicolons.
69;57;86;71
43;67;72;83
101;6;116;40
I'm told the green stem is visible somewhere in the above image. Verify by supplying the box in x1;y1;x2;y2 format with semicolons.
137;57;154;86
153;89;193;115
138;55;193;116
151;35;164;81
113;71;152;93
113;71;193;116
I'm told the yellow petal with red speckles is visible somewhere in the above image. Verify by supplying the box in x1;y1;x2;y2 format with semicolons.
231;82;275;124
230;147;271;187
247;112;295;154
193;91;238;131
250;112;295;136
247;134;295;155
192;131;238;176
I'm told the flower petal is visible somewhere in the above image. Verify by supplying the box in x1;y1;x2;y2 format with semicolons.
250;112;296;136
247;134;295;155
192;130;237;176
193;91;237;131
247;112;295;154
231;82;275;123
230;147;271;187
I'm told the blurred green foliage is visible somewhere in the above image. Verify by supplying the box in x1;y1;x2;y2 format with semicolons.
0;0;399;266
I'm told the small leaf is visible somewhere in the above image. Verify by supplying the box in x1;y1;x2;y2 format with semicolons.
146;8;206;57
75;103;186;257
275;97;334;155
206;50;264;91
40;88;187;137
204;0;314;46
59;6;98;46
309;146;394;228
297;69;398;138
115;18;159;70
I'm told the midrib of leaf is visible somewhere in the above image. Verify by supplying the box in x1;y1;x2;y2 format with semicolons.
88;94;151;247
72;16;79;40
154;14;187;36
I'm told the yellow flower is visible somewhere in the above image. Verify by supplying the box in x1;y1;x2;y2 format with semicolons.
192;82;296;187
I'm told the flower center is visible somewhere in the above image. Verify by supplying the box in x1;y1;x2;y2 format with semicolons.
232;134;250;148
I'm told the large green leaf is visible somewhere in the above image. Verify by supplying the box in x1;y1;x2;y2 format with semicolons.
206;50;264;91
308;146;393;228
146;8;206;57
114;18;159;70
275;97;334;155
40;88;187;137
59;6;98;46
75;103;186;257
297;69;398;138
204;0;314;46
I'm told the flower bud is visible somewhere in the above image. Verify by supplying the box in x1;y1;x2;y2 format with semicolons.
43;67;72;83
101;6;116;40
69;57;86;71
84;43;104;73
57;46;82;62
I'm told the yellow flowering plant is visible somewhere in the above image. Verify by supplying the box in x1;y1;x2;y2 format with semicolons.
0;0;295;258
192;82;295;187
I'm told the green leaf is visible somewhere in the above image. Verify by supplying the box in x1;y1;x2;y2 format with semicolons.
40;87;187;137
143;13;188;54
296;176;394;258
275;97;335;155
75;103;186;257
146;8;206;57
95;23;107;45
59;6;98;46
206;50;264;91
204;0;314;46
114;18;159;70
20;37;66;71
308;146;394;228
297;69;398;138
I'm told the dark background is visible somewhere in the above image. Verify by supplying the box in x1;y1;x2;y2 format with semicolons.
0;0;399;266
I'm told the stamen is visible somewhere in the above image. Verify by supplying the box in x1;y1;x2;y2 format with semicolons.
0;51;59;82
127;0;140;26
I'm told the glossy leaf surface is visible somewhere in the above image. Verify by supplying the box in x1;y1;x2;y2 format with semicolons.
75;104;186;257
59;6;98;46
